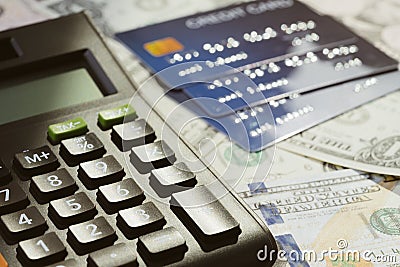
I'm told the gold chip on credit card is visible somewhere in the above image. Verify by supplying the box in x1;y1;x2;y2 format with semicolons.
143;37;184;57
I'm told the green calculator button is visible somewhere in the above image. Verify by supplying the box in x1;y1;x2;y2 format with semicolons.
98;104;137;130
48;117;88;143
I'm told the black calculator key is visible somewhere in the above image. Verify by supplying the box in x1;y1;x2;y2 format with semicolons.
97;178;144;214
17;232;67;266
14;146;59;176
138;227;187;265
117;202;165;239
60;133;106;165
0;159;11;186
30;169;78;203
0;183;29;215
171;186;240;250
49;192;97;229
0;206;47;244
67;216;117;255
150;162;196;197
88;243;137;267
112;119;156;151
130;140;176;174
46;259;79;267
79;155;125;189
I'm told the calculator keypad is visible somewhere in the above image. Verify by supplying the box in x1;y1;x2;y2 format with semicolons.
0;103;257;267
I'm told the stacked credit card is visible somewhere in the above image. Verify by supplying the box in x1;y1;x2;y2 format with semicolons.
117;0;399;151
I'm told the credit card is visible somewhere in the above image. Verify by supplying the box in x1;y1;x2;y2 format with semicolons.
116;0;397;117
183;37;397;116
168;71;400;152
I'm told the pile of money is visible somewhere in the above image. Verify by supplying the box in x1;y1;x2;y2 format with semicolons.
3;0;400;265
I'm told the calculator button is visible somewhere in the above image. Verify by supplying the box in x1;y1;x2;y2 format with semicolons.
130;140;176;174
14;146;59;176
151;162;195;186
67;216;117;255
60;133;106;165
30;169;78;203
88;243;137;267
138;227;187;265
0;159;11;186
17;232;67;266
79;155;125;189
0;183;29;215
0;253;8;267
0;206;47;244
97;178;144;214
48;117;88;144
112;119;156;151
117;202;165;239
49;192;97;229
45;259;79;267
98;104;137;130
171;186;240;249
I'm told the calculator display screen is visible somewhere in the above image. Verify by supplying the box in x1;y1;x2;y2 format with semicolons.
0;68;103;125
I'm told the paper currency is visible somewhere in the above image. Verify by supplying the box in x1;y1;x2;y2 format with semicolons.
279;91;400;176
244;169;400;266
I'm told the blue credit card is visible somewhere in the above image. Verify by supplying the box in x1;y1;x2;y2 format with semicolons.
168;71;400;152
116;0;397;117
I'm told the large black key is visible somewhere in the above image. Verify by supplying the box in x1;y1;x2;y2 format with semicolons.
60;133;106;166
49;192;97;229
46;259;79;267
138;227;187;265
79;155;125;189
0;206;47;244
130;140;176;174
0;183;29;215
97;178;144;214
0;159;11;186
88;243;137;267
17;232;67;266
14;146;59;177
67;216;117;255
30;169;78;203
112;119;156;151
117;202;165;239
150;162;196;197
170;186;240;251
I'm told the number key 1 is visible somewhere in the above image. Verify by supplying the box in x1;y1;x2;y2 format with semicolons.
30;169;78;203
17;232;67;266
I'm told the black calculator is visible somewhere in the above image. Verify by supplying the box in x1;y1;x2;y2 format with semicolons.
0;13;277;266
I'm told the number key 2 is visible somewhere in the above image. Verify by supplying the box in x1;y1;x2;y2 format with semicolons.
67;216;117;255
30;169;78;203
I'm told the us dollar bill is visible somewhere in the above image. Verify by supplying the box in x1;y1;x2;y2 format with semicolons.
279;91;400;176
246;169;400;266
